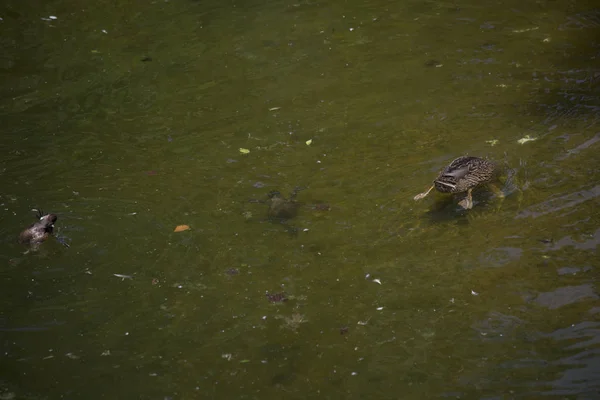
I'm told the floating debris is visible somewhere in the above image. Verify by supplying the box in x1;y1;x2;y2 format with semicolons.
486;139;499;146
266;292;287;303
306;139;313;146
512;27;539;33
173;225;190;232
280;313;307;330
239;148;250;154
268;107;281;111
372;278;382;285
113;274;133;281
471;290;479;296
424;59;443;68
313;203;331;211
518;135;537;144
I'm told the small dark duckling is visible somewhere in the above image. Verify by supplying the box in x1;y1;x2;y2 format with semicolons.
19;209;57;246
266;189;302;221
250;187;305;221
414;156;497;209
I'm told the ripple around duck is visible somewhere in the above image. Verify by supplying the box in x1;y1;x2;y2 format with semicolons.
515;185;600;219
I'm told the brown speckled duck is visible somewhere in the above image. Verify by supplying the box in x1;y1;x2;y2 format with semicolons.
414;156;497;209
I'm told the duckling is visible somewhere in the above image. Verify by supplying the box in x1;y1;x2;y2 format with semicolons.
19;209;57;246
414;156;497;209
249;187;305;221
266;189;302;221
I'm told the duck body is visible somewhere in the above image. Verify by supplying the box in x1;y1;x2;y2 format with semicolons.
19;210;57;246
433;156;496;194
414;156;497;209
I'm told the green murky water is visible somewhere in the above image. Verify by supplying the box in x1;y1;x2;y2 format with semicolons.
1;0;599;398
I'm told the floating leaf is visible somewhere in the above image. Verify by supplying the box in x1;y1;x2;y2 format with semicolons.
239;148;250;154
486;139;499;146
517;135;537;144
174;225;190;232
305;139;312;146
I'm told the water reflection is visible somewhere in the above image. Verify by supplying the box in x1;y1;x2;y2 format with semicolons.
542;321;600;397
535;285;599;310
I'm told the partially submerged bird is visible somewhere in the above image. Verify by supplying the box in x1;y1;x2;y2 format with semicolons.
19;209;58;247
249;187;305;221
265;189;302;221
249;187;306;236
413;156;497;209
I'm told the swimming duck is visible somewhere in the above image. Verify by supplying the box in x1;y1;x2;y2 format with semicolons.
413;156;497;209
19;209;57;246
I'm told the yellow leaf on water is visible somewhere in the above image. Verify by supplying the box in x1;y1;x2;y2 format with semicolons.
305;139;312;145
517;135;537;144
239;148;250;154
174;225;190;232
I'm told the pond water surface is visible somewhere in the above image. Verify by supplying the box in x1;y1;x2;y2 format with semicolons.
1;0;599;398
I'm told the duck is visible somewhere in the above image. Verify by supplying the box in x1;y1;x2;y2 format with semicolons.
413;156;497;209
19;209;58;246
266;189;302;220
